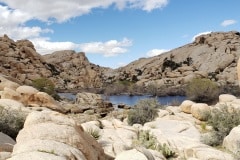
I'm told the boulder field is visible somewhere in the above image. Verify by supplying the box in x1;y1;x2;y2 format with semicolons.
0;75;240;159
1;31;240;94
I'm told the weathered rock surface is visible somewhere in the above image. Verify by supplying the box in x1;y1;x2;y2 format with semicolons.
103;31;240;95
191;103;210;121
179;100;195;114
75;92;114;117
1;31;240;93
0;35;108;90
43;50;109;90
223;125;240;155
7;111;113;160
0;35;53;85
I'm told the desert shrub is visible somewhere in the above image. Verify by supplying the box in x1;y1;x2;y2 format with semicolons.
201;131;223;147
133;130;158;150
32;78;60;100
201;104;240;146
0;105;26;139
160;143;176;158
86;127;101;140
132;130;176;158
185;78;219;103
127;98;160;125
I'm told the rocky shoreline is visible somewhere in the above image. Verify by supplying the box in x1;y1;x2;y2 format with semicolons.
1;74;240;159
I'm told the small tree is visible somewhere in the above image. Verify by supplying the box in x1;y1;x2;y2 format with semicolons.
32;78;60;100
185;78;219;103
128;98;160;125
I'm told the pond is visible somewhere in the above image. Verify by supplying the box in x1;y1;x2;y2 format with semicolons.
58;93;186;106
105;95;186;106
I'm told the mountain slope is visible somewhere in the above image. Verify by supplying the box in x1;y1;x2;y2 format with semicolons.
103;31;240;94
0;31;240;94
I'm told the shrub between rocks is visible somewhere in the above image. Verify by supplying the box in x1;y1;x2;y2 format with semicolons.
32;78;60;100
127;98;160;126
132;130;176;158
201;104;240;146
0;105;26;139
185;78;219;103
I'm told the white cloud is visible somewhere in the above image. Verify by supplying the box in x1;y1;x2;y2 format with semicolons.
0;0;169;23
0;0;168;56
192;31;212;42
30;38;132;56
146;49;169;57
130;0;168;12
31;38;78;55
80;38;132;57
221;19;237;27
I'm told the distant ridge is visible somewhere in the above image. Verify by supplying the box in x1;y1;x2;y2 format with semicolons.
0;31;240;94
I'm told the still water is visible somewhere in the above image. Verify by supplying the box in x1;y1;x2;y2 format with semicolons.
59;93;186;106
105;95;186;106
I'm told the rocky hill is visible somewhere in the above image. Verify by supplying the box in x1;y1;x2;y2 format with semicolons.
0;35;109;91
0;31;240;95
104;31;240;95
43;50;109;91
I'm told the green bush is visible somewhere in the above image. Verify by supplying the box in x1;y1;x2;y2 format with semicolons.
201;104;240;146
86;127;101;140
127;98;160;125
133;130;158;150
0;106;26;139
185;78;219;103
32;78;60;100
132;130;176;158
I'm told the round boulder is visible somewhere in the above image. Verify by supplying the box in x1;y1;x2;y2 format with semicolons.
191;103;210;121
180;100;195;114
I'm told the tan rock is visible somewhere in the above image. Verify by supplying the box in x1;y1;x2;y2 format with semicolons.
1;87;21;101
115;149;148;160
219;94;237;102
0;76;20;91
223;125;240;154
8;111;113;160
16;85;38;105
180;100;195;114
30;92;67;113
191;103;210;121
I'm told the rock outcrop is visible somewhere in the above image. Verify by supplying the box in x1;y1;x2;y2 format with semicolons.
7;110;113;160
43;50;109;90
74;92;114;117
0;75;67;113
1;31;240;93
0;35;54;85
104;31;240;95
0;35;109;90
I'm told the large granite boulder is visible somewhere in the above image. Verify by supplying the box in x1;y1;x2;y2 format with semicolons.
191;103;210;121
7;110;113;160
223;125;240;155
180;100;195;114
75;92;114;117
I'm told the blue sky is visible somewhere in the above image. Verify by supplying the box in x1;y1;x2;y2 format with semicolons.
0;0;239;68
